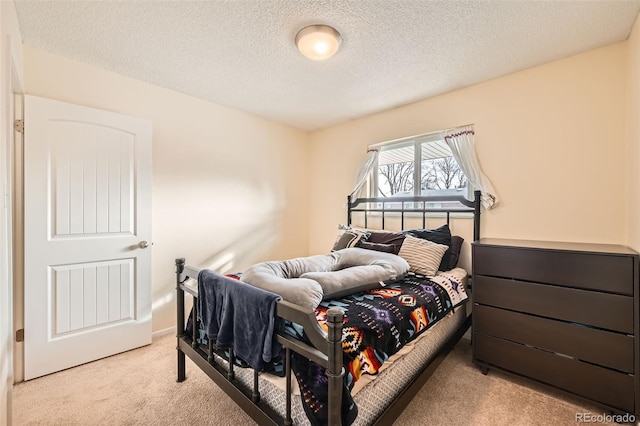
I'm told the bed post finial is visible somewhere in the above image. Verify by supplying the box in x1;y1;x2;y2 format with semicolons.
473;190;481;241
326;308;344;426
176;258;185;274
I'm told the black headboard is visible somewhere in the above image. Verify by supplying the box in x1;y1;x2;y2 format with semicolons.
347;190;481;240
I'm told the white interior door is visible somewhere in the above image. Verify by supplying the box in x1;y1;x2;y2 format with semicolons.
23;95;152;380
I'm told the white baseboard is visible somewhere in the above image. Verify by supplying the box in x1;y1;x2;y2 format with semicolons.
152;326;176;339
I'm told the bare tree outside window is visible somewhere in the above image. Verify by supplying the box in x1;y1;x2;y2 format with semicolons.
377;162;414;196
422;157;467;190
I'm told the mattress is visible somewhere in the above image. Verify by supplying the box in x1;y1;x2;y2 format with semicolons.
220;302;467;425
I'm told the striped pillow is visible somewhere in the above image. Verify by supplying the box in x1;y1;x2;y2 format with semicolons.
398;234;449;277
332;225;370;251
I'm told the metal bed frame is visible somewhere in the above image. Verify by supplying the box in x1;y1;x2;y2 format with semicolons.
176;190;481;425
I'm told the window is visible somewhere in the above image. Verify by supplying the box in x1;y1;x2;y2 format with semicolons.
373;133;470;200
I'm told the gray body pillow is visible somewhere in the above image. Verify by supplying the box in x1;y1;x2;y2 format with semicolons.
241;248;409;309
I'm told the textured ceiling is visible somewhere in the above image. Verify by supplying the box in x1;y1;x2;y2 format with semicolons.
14;0;640;131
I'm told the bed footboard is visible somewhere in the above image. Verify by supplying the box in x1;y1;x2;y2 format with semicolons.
175;258;345;426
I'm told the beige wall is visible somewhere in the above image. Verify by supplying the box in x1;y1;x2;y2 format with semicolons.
309;43;628;260
627;14;640;252
23;46;311;333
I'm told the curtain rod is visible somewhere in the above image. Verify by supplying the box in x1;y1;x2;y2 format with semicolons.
369;123;475;149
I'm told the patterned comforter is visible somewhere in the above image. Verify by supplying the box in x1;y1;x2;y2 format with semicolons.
186;270;467;425
287;271;468;425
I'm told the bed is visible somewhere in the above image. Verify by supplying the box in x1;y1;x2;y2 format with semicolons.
176;190;481;425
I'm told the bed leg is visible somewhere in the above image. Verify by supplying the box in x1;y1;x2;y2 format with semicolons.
177;351;185;383
285;348;292;426
252;370;260;404
228;348;235;381
327;308;344;426
176;258;186;383
208;339;214;363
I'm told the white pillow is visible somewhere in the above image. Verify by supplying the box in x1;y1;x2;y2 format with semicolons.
398;234;448;277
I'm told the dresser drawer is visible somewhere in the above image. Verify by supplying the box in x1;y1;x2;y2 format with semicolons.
474;305;634;373
475;334;635;413
474;275;633;333
473;245;633;295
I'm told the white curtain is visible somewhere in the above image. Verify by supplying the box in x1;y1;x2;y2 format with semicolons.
350;148;379;199
444;125;499;209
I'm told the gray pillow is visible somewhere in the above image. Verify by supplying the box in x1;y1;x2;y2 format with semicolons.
241;253;337;309
303;265;396;299
307;248;409;299
335;247;409;277
241;248;410;307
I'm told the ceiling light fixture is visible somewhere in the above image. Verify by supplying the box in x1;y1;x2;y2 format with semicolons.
295;25;342;61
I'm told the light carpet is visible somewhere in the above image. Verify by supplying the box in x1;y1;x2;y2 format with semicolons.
12;333;613;425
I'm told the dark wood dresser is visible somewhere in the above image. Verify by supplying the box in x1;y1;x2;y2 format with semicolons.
472;238;639;416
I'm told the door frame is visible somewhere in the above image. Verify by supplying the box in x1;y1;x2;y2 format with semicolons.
11;82;23;384
2;30;24;424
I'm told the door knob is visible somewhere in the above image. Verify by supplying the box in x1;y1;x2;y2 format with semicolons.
138;241;150;249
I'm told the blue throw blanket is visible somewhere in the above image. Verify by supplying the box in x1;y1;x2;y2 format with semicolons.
197;270;282;371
